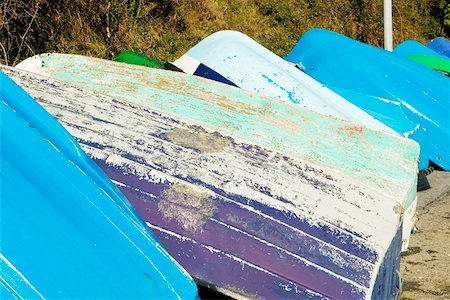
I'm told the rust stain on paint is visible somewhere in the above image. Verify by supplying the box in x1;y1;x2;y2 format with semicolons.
337;125;365;138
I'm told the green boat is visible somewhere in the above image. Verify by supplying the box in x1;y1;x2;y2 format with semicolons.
395;40;450;75
114;50;164;69
403;55;450;75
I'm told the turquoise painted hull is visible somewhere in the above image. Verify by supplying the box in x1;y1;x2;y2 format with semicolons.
16;54;419;206
4;65;414;299
285;28;450;171
0;70;198;299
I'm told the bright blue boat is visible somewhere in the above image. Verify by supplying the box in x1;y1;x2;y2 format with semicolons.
0;71;198;299
426;37;450;57
285;29;450;171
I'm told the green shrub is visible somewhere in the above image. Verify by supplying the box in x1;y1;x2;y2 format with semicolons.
1;0;448;66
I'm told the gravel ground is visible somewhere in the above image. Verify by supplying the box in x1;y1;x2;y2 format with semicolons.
400;171;450;299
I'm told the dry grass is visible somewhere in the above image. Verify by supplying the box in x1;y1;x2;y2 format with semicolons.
0;0;448;66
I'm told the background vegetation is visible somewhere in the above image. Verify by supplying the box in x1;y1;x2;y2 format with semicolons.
1;0;449;66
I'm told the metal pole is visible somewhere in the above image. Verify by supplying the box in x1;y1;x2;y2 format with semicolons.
384;0;393;51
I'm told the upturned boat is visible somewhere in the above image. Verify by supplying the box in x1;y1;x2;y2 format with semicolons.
0;70;198;299
170;30;394;134
394;40;450;75
7;59;418;298
426;37;450;58
286;29;450;171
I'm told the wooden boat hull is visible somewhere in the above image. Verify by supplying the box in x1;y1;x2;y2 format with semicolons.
4;65;418;299
15;54;420;251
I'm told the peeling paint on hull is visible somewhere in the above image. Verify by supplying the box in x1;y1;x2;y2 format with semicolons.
4;66;417;299
15;54;420;252
14;54;418;208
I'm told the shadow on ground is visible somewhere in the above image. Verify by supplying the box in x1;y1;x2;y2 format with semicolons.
400;171;450;299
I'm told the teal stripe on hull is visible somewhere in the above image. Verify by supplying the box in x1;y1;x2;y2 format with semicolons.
16;54;419;207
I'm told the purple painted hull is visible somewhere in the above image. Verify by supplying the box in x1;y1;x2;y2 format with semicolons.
98;160;365;299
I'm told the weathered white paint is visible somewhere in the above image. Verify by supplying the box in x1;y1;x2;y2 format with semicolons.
14;55;420;251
